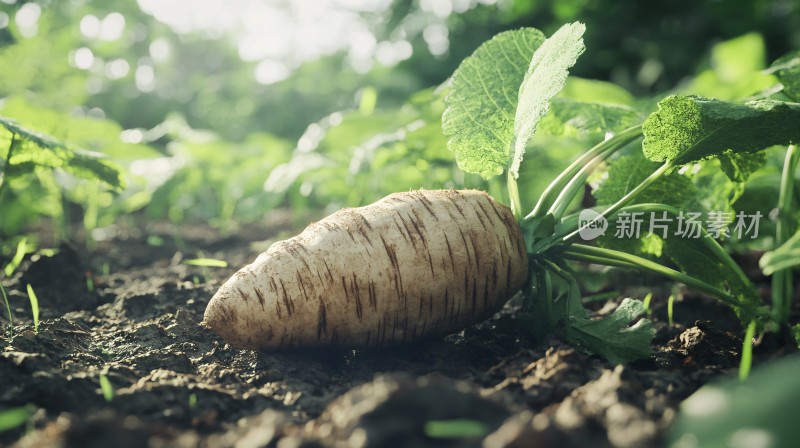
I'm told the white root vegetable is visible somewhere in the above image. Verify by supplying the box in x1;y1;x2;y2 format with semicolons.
203;189;528;349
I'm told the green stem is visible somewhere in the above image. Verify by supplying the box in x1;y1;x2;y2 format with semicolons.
507;170;522;220
562;160;673;243
563;243;763;314
548;128;644;218
618;203;751;287
738;320;756;381
0;133;17;201
526;125;643;220
1;283;12;337
773;144;799;324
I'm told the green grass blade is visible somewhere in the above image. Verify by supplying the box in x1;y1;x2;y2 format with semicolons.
667;294;675;327
739;320;757;381
183;258;228;268
770;144;799;323
642;292;653;316
1;283;12;337
4;237;28;277
99;374;114;402
25;284;39;333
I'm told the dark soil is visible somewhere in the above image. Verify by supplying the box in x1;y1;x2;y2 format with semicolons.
0;221;795;448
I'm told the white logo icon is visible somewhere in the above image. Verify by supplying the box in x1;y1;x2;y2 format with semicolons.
578;209;608;240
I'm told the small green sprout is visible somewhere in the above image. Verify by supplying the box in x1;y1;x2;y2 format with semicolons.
4;237;28;277
642;292;653;316
86;274;95;293
739;321;757;381
147;235;164;247
99;374;114;402
0;405;33;432
183;258;228;268
667;294;675;327
1;283;12;337
25;284;39;333
424;419;490;439
188;393;197;409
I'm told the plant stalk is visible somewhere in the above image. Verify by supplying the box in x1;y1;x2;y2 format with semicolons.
548;127;644;218
527;125;643;220
563;243;766;317
617;203;752;287
773;144;799;323
562;160;672;243
507;170;522;220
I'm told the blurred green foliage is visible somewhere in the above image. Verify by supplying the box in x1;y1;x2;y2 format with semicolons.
0;0;797;254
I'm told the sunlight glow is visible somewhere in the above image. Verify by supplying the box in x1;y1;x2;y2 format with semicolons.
254;59;290;85
135;64;156;91
149;38;171;63
72;47;95;70
106;59;130;80
99;13;126;41
80;15;100;38
136;0;410;81
14;2;40;37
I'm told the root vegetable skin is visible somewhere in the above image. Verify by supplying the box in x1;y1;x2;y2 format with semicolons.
203;189;528;349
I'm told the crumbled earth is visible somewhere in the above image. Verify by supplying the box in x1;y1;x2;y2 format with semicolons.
0;223;794;447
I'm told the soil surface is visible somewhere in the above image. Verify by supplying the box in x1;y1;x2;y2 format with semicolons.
0;221;795;448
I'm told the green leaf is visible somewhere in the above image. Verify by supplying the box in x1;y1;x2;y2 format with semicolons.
566;298;655;364
443;28;544;179
760;229;800;275
594;152;697;210
0;116;124;190
592;152;761;324
669;356;800;448
718;150;766;182
768;50;800;101
0;96;159;160
642;95;800;166
541;99;640;136
511;22;586;178
25;284;39;333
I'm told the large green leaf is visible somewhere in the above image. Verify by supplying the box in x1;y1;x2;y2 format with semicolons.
0;116;123;190
443;24;585;179
511;22;586;178
0;97;158;160
442;28;544;179
642;95;800;166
